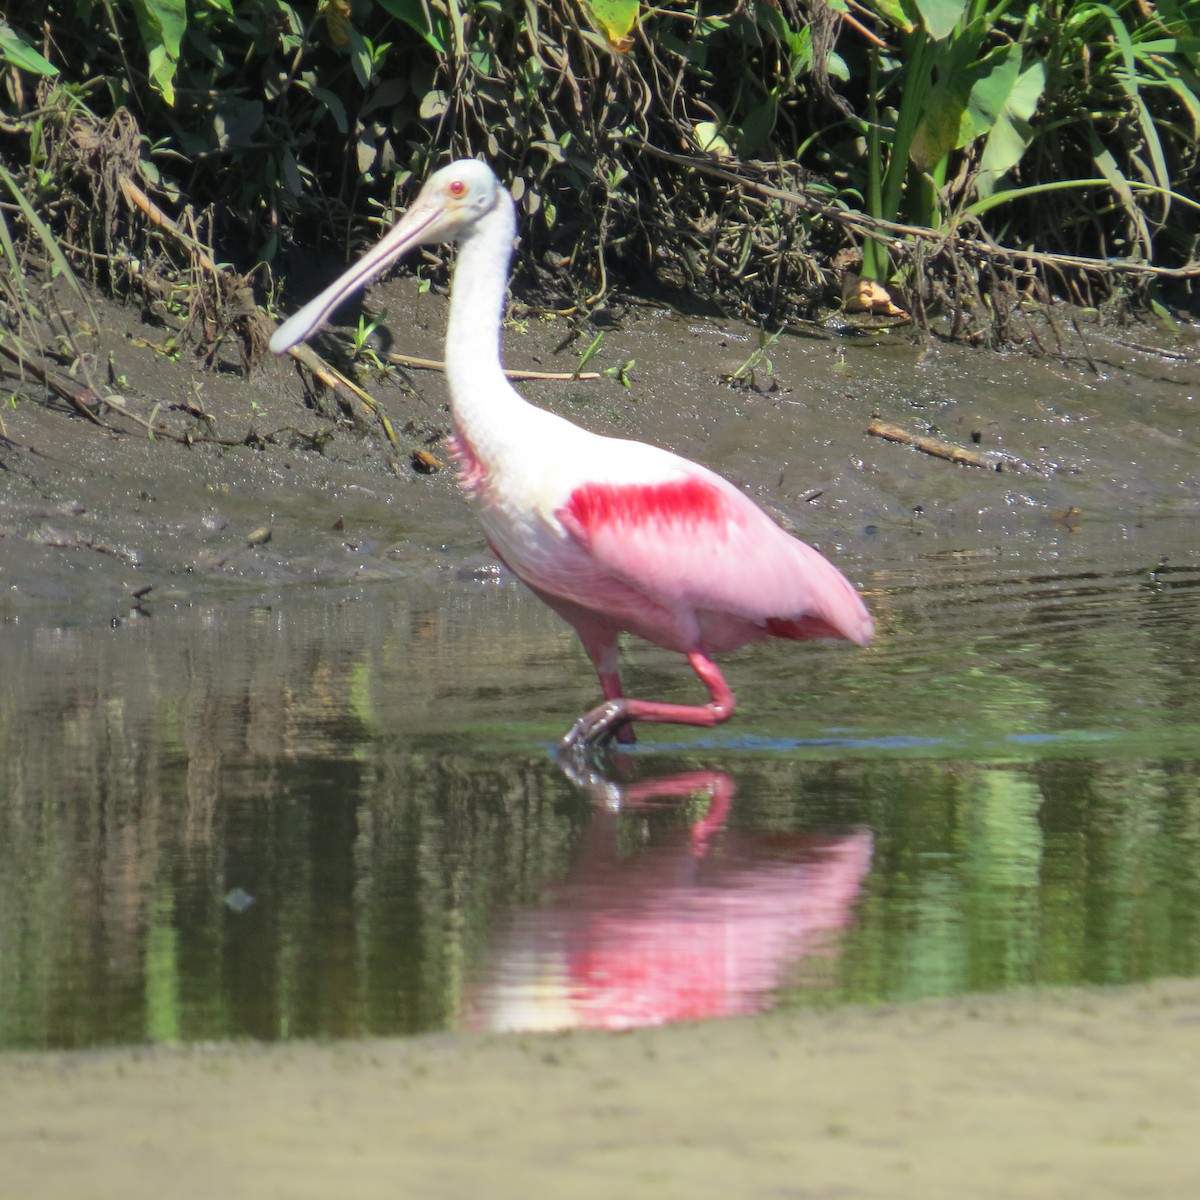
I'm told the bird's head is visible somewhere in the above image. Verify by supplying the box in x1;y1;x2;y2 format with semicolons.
269;159;508;355
416;160;503;241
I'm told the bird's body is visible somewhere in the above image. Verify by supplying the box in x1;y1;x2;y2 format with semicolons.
271;160;872;747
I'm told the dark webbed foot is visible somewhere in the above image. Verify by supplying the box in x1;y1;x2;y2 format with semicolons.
560;699;631;752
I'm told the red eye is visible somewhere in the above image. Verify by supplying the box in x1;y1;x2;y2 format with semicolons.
449;179;466;198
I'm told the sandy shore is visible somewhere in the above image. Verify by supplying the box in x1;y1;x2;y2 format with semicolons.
3;979;1198;1199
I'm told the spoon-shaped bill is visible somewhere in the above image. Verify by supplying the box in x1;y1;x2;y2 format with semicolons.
268;205;441;355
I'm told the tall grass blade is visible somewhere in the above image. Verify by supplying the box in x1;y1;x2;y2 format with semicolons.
0;165;87;299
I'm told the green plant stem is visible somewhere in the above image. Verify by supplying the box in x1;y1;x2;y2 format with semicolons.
863;50;888;283
881;29;934;230
963;176;1200;221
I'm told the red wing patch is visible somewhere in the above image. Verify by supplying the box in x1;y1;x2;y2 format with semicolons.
561;478;729;542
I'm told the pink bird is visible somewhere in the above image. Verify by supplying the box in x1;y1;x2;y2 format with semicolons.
270;160;873;749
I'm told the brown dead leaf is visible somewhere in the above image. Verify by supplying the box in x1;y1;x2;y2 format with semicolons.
842;275;909;317
411;448;443;474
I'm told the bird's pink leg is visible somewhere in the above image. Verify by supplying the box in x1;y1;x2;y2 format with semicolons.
563;651;737;749
596;669;637;745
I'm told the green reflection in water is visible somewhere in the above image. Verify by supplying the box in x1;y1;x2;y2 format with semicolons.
823;754;1200;1015
0;552;1197;1047
145;886;182;1043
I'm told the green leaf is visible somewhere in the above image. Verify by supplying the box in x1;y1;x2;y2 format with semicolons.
211;97;264;151
693;121;733;157
1158;73;1200;140
911;0;967;41
909;79;968;172
1133;37;1200;55
280;148;304;200
1092;126;1158;255
0;193;30;312
1087;2;1139;100
739;97;778;156
1148;293;1178;332
346;25;372;89
583;0;640;48
0;21;59;76
1080;4;1171;211
755;1;790;41
961;45;1022;145
418;88;449;120
129;0;188;105
975;59;1046;196
825;51;850;83
310;86;349;134
909;34;1033;176
966;176;1200;221
373;0;447;52
869;0;917;33
997;55;1044;126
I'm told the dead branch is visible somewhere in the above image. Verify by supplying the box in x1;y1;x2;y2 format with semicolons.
0;338;106;425
386;351;600;381
867;418;1012;471
118;176;220;274
280;341;399;445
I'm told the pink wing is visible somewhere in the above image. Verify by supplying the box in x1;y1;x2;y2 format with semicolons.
556;472;873;647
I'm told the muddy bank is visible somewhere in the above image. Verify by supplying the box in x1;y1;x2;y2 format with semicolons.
2;978;1198;1200
3;277;1199;619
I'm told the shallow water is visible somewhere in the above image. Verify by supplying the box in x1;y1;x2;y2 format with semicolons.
2;522;1197;1047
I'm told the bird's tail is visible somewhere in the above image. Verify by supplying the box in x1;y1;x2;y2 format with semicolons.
768;546;874;647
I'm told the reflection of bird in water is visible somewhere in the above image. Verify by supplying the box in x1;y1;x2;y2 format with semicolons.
271;161;873;750
557;749;736;857
464;764;873;1032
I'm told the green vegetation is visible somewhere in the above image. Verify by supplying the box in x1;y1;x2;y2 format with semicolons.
1;1;1198;352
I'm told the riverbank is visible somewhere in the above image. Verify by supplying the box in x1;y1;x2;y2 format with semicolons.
3;978;1198;1199
4;278;1198;618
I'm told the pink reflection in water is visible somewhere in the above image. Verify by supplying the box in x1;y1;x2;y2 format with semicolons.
467;769;872;1032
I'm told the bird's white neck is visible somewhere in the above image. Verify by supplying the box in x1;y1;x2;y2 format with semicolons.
443;190;525;442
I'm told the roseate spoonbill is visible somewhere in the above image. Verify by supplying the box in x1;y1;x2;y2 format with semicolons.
270;160;873;749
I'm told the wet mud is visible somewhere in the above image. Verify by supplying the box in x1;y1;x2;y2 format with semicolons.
3;279;1197;618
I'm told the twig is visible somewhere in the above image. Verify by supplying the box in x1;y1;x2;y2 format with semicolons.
867;418;1015;471
118;176;220;274
386;351;600;381
281;342;398;444
0;337;256;446
0;338;106;425
122;173;400;447
1108;337;1193;362
838;6;891;48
